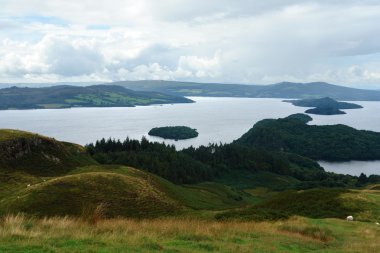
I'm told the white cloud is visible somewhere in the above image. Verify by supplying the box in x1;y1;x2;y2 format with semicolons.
0;0;380;87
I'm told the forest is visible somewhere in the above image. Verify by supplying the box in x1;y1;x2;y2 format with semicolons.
86;135;380;188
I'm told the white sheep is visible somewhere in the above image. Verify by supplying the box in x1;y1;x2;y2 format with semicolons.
346;215;354;221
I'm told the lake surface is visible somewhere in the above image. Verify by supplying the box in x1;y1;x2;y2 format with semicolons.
1;97;380;175
318;161;380;176
0;97;306;147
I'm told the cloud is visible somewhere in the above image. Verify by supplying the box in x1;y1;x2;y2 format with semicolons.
0;0;380;87
41;36;104;76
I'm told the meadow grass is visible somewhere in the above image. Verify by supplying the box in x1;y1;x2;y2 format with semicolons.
0;214;379;253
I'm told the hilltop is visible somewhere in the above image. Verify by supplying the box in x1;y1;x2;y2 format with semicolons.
112;80;380;101
0;85;193;110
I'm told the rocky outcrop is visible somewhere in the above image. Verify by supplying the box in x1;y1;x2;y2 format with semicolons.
0;129;96;176
0;135;56;160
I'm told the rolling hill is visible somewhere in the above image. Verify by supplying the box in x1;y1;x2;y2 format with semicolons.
113;80;380;101
0;84;193;110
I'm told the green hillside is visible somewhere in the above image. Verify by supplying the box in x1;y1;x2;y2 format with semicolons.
0;215;379;253
217;187;380;222
236;114;380;161
0;85;193;110
0;164;256;218
1;171;181;218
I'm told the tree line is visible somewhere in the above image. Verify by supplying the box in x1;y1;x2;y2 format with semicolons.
86;137;380;187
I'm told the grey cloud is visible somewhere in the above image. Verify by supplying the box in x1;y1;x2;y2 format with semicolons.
108;43;184;71
43;38;104;76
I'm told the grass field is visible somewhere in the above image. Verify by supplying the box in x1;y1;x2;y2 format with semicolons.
0;215;379;253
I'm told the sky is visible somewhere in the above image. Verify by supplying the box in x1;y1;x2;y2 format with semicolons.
1;0;380;88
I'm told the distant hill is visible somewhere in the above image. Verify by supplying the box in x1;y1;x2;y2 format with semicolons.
235;114;380;161
113;80;380;101
0;82;101;89
0;85;193;110
284;97;363;115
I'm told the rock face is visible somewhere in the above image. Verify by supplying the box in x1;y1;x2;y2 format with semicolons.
0;130;96;175
1;136;43;159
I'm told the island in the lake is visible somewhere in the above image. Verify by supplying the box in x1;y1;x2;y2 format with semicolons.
236;113;380;161
0;85;193;110
148;126;199;140
283;97;363;115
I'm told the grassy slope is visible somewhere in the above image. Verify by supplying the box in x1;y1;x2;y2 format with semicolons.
2;172;181;218
0;165;256;218
72;166;256;210
217;186;380;222
0;215;379;253
216;170;300;190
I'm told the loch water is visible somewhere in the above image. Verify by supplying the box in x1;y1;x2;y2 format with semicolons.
1;97;379;175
